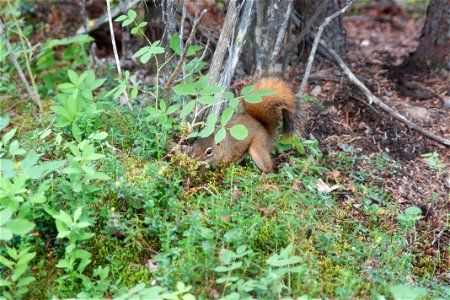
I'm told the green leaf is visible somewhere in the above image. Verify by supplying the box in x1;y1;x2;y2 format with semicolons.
2;128;17;144
214;127;226;144
131;27;139;34
199;86;225;96
12;263;27;281
166;104;180;115
133;46;150;58
229;124;248;140
138;21;148;28
389;284;427;300
173;84;197;96
16;252;36;267
85;153;105;161
188;131;199;139
229;97;240;108
0;115;10;131
206;114;218;125
67;70;79;84
197;95;217;105
241;85;254;95
127;9;137;21
114;15;127;22
0;208;13;226
214;265;230;273
180;100;196;117
199;125;215;138
6;219;35;235
0;227;13;241
220;107;234;126
0;255;14;269
186;45;204;56
405;206;422;216
169;34;181;55
51;106;73;122
223;91;234;99
251;89;277;97
20;151;40;173
243;94;262;103
194;75;210;89
0;159;15;178
73;207;82;223
89;132;108;140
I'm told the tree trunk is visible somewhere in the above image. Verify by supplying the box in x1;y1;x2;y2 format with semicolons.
404;0;449;71
295;0;347;56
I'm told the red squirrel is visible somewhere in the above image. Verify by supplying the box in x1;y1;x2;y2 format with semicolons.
192;77;297;173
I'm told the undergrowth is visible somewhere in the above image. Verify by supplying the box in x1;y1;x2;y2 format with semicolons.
1;3;448;300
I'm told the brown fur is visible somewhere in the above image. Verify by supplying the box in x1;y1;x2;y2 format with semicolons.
192;77;296;173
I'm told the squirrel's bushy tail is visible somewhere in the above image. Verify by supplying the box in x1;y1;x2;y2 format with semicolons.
244;77;297;138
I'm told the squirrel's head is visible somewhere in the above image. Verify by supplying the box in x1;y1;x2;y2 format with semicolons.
191;136;223;170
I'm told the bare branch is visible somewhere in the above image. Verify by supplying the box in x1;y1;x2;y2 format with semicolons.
0;18;41;110
319;39;450;147
106;0;133;111
298;0;352;97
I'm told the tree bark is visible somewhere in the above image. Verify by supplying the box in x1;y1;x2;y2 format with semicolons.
295;0;347;56
404;0;449;71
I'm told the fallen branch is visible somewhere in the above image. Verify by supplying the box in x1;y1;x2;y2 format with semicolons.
299;0;352;97
76;0;141;34
319;39;450;147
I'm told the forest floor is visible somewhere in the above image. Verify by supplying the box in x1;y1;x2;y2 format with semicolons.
296;5;450;277
3;1;449;298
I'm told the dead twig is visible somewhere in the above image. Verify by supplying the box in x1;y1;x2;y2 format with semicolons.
106;0;133;111
299;0;353;97
319;39;450;147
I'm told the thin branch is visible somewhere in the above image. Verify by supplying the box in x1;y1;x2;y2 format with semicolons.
269;0;293;68
298;0;352;97
319;39;450;147
106;0;133;111
164;9;207;96
0;18;41;110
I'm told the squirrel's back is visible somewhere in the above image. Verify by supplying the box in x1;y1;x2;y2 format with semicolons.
244;77;296;138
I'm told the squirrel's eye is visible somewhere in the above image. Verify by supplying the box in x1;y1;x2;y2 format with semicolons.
205;147;213;156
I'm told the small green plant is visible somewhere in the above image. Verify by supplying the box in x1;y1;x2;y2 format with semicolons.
0;128;66;299
51;70;106;142
397;206;423;230
421;152;446;175
0;245;36;299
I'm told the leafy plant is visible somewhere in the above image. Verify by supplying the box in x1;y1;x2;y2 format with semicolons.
0;246;36;299
51;70;105;142
421;152;446;175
